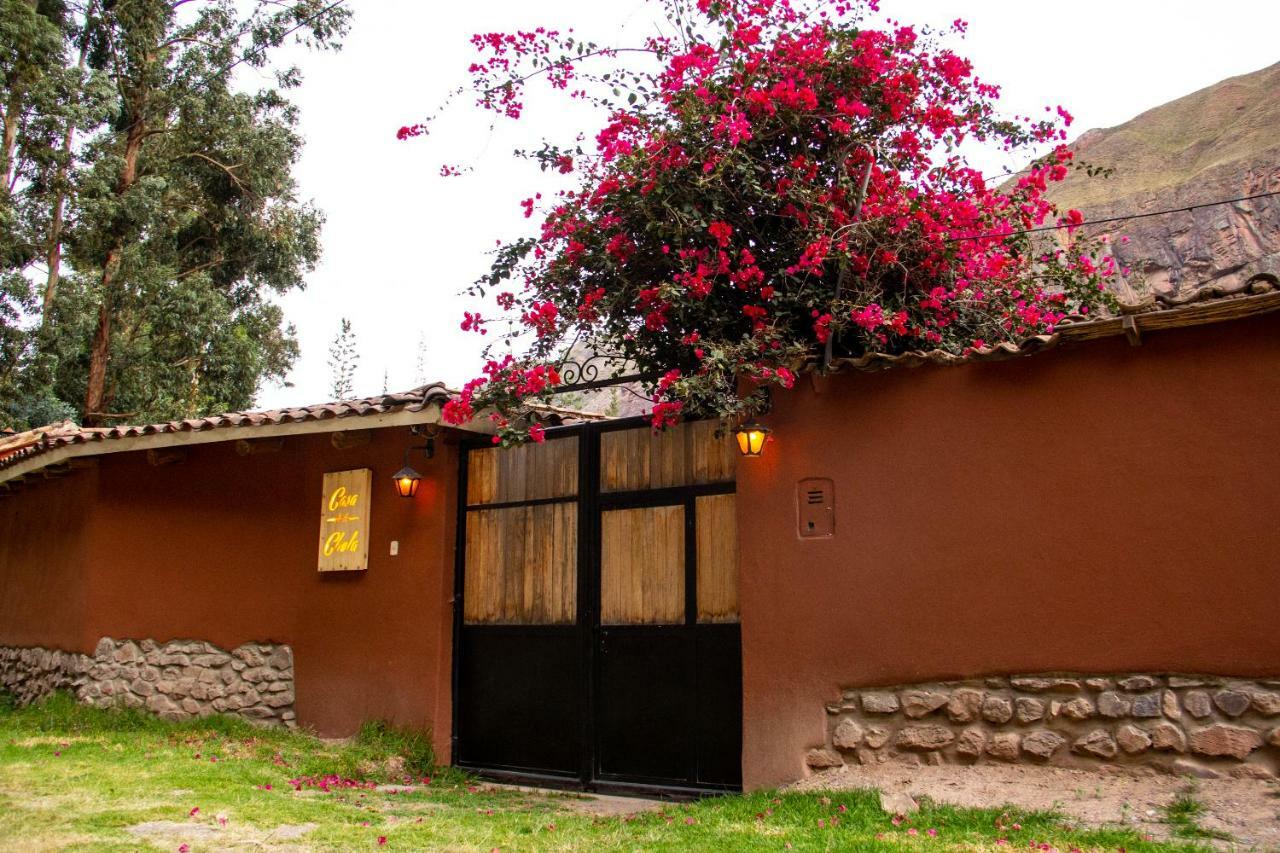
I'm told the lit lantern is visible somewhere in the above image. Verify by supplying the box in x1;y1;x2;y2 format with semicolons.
734;421;772;458
392;465;422;498
392;432;436;498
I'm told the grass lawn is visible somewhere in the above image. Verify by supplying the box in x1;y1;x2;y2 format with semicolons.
0;693;1196;851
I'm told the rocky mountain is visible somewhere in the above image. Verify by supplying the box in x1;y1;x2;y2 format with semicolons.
1045;61;1280;304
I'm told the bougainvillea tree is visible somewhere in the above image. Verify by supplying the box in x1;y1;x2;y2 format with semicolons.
402;0;1120;442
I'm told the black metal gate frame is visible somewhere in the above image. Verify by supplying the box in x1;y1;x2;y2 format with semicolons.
449;416;739;798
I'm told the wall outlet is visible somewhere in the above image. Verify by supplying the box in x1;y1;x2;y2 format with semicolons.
389;540;399;556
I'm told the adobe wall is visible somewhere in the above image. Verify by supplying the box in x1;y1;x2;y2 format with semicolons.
737;313;1280;789
0;427;458;759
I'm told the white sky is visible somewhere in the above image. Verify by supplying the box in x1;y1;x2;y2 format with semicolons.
251;0;1280;409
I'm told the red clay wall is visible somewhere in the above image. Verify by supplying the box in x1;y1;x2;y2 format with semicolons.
737;313;1280;788
0;465;95;649
0;428;458;760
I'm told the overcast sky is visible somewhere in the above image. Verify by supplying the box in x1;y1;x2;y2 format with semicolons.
250;0;1280;409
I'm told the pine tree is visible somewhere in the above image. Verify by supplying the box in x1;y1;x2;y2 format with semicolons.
328;317;357;400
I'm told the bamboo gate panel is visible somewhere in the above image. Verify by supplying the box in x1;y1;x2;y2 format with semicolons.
463;503;577;624
463;436;579;625
462;421;739;626
466;437;578;505
600;419;735;492
600;504;686;624
695;493;738;622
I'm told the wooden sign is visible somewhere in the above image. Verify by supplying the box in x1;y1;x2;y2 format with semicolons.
317;468;372;572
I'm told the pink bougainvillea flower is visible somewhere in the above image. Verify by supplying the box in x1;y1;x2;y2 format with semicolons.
188;807;200;818
422;0;1122;444
378;837;387;846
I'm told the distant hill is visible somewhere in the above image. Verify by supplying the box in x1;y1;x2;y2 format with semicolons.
1044;61;1280;302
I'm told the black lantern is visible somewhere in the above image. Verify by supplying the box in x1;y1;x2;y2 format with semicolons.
392;431;435;497
392;465;422;498
734;421;772;458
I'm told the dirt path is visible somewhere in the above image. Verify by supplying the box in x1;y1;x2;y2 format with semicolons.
790;764;1280;848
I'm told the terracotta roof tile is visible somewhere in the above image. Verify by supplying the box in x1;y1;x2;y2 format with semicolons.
822;279;1280;373
0;383;453;475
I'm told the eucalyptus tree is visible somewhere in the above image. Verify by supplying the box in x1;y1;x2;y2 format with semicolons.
0;0;350;428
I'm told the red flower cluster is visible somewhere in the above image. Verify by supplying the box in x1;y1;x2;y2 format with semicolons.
412;0;1120;440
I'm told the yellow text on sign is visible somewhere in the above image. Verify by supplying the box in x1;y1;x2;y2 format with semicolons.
317;469;372;572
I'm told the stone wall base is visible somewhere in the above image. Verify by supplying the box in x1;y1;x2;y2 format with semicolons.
808;673;1280;780
0;638;295;727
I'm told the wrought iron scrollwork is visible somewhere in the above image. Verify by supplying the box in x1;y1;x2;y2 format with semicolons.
553;351;644;393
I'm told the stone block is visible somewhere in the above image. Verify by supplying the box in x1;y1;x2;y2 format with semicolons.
1131;692;1161;718
901;690;948;719
1162;690;1181;719
987;732;1020;761
1268;727;1280;748
242;667;271;684
861;692;900;714
1118;676;1159;691
982;696;1013;724
895;726;955;751
1061;698;1094;720
955;729;984;759
262;692;293;709
1151;722;1187;753
1188;724;1263;759
1117;724;1152;754
1015;697;1045;723
832;719;863;750
1097;691;1131;718
1168;676;1210;688
1010;677;1052;691
806;748;843;769
1249;691;1280;716
1021;730;1066;759
947;689;984;723
1085;677;1114;691
1073;729;1118;759
1213;689;1251;717
1183;691;1212;719
113;642;141;664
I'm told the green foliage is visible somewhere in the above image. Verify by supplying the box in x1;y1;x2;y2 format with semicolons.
0;0;349;430
1161;792;1231;841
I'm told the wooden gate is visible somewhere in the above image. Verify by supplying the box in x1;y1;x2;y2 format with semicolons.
452;419;742;793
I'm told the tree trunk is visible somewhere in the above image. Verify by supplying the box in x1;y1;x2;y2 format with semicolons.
82;255;117;426
1;94;21;193
82;114;145;425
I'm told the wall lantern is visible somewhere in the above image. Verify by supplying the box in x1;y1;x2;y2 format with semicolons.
392;431;435;498
734;421;772;458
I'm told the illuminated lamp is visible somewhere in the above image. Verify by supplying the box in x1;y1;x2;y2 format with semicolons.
392;432;435;497
734;421;772;458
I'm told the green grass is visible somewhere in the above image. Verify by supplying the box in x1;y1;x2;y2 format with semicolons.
1159;793;1231;842
0;692;1194;851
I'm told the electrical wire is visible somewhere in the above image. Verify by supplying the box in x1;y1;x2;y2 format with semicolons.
948;188;1280;243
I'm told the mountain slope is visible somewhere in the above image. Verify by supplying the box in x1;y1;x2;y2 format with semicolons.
1045;61;1280;301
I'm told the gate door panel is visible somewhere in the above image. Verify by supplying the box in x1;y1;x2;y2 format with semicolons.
594;421;742;790
454;420;742;791
454;436;583;777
